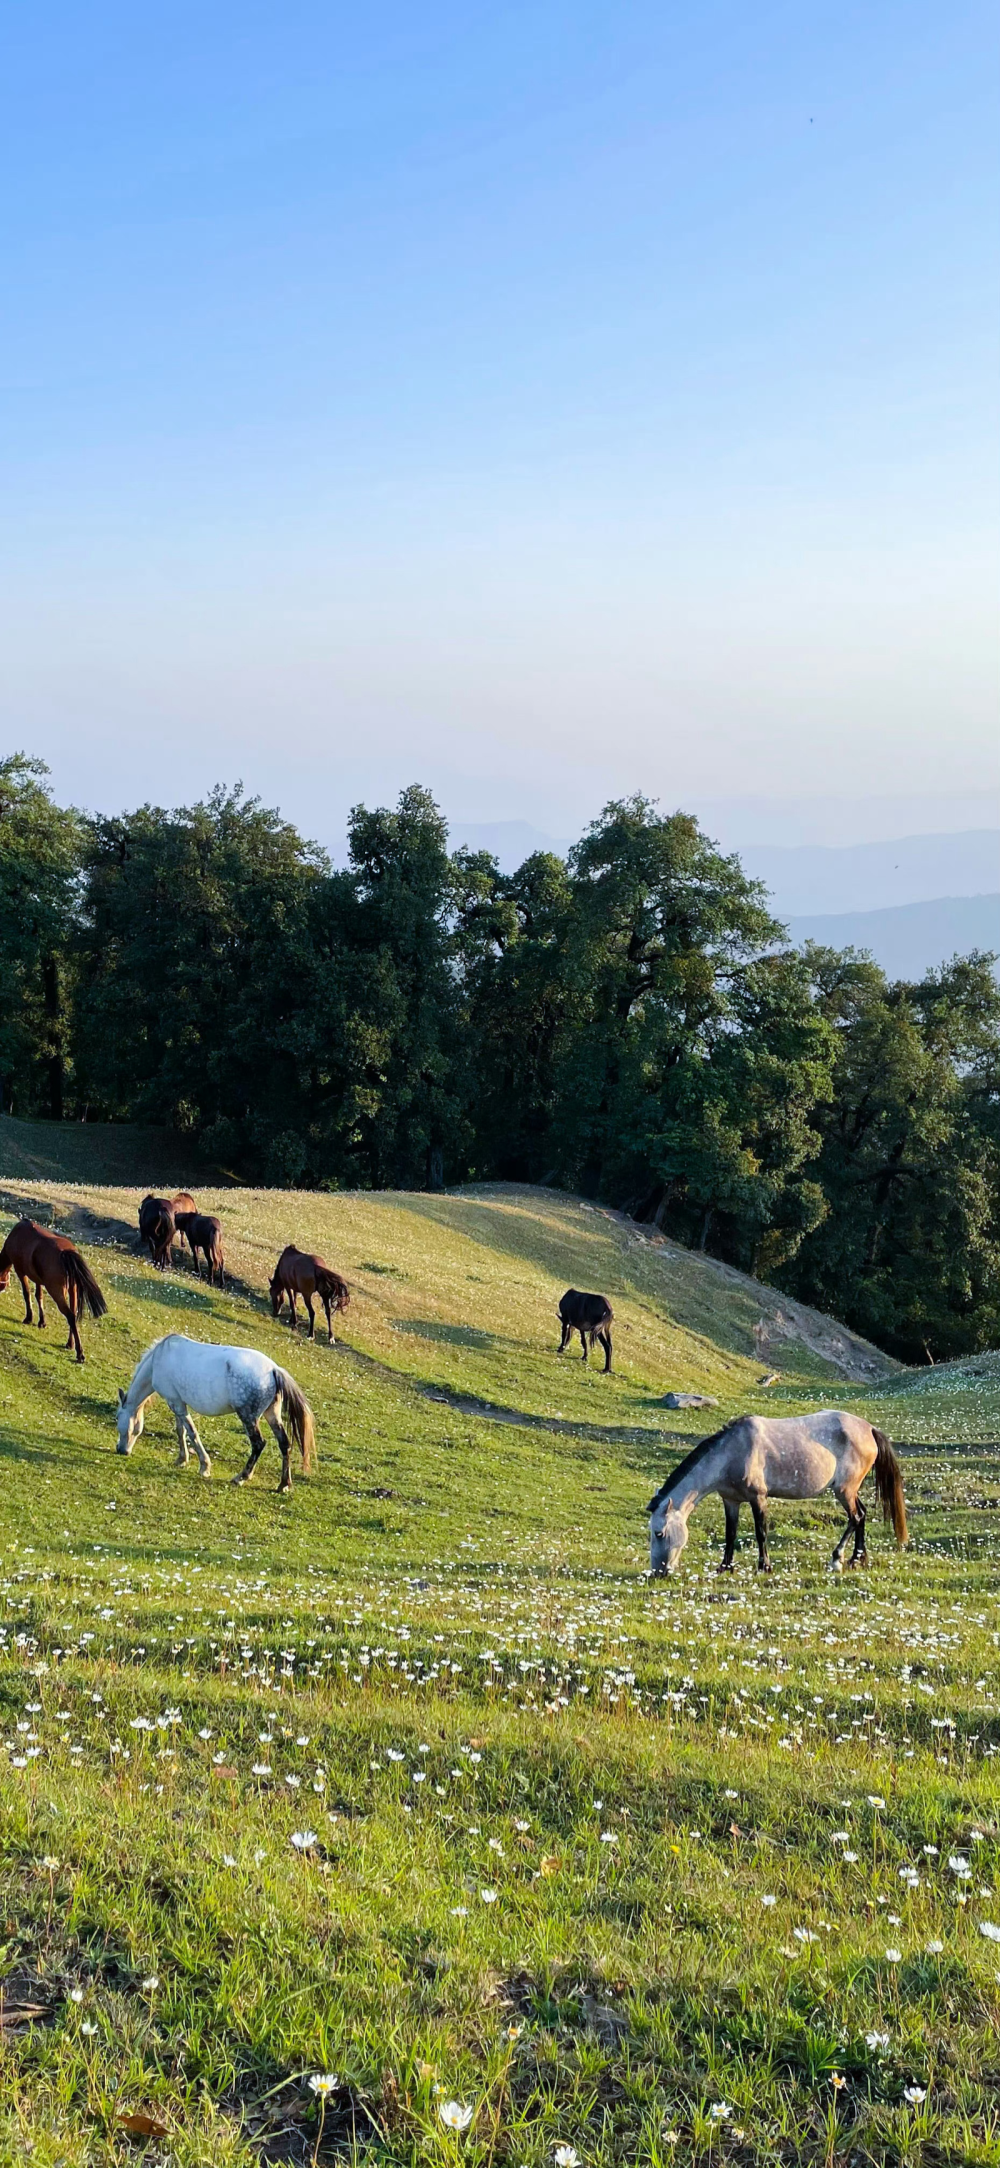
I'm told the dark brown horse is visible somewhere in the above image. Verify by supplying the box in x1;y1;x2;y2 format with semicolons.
0;1219;107;1363
270;1246;350;1343
175;1212;225;1287
139;1194;175;1269
139;1193;199;1268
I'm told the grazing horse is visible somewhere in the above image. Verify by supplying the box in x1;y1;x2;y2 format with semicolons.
169;1193;197;1255
116;1333;316;1492
174;1212;225;1286
557;1289;614;1372
0;1219;107;1363
138;1194;175;1269
269;1246;350;1343
648;1410;908;1576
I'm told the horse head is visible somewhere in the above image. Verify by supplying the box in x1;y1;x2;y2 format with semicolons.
115;1385;145;1455
648;1494;689;1576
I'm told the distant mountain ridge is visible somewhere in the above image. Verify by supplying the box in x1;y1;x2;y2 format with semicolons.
742;831;999;916
785;894;1000;981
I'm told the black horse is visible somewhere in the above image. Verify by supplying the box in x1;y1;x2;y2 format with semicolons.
557;1288;614;1372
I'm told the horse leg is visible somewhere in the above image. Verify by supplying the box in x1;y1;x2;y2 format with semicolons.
17;1274;33;1325
185;1412;211;1475
233;1412;269;1486
557;1321;570;1355
849;1495;868;1565
600;1326;613;1373
719;1498;740;1571
61;1284;85;1363
833;1486;868;1568
287;1289;298;1332
34;1278;46;1328
172;1407;191;1466
304;1292;316;1340
215;1249;225;1289
748;1493;772;1572
579;1327;589;1363
264;1406;293;1493
324;1296;335;1345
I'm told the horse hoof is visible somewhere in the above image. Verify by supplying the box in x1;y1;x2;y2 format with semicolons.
831;1558;844;1573
717;1563;734;1574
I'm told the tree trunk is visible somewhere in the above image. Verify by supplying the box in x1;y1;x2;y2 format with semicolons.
698;1206;714;1251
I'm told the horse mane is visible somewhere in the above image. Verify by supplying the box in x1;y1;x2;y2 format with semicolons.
647;1423;738;1513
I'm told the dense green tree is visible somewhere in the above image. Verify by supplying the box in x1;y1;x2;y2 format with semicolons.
75;786;330;1172
338;785;465;1187
781;948;1000;1359
455;849;572;1179
0;755;82;1119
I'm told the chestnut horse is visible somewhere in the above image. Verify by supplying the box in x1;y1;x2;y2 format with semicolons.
0;1219;107;1363
270;1246;350;1343
175;1212;225;1286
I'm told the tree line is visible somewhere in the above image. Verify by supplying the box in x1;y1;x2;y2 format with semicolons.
3;751;999;1362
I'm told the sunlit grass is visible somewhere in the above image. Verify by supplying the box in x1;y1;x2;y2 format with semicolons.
0;1172;997;2164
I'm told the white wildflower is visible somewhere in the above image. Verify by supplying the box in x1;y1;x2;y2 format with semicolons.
439;2101;474;2132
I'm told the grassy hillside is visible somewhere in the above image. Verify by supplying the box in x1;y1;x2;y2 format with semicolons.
0;1149;998;2164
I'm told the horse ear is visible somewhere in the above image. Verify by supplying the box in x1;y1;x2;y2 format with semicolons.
117;1387;125;1405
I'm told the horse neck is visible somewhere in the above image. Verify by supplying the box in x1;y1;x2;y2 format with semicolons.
126;1347;156;1410
671;1452;718;1518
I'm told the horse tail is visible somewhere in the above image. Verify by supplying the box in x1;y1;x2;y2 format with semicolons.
65;1251;108;1321
317;1268;349;1311
274;1368;316;1473
872;1427;908;1547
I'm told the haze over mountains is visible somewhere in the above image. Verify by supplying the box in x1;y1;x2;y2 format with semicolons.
448;819;1000;981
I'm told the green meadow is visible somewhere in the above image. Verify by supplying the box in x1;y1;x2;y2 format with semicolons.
0;1154;998;2166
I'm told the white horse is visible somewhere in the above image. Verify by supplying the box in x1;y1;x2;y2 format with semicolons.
116;1334;316;1492
648;1410;907;1575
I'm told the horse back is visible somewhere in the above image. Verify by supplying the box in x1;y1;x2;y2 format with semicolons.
559;1288;613;1328
3;1219;66;1275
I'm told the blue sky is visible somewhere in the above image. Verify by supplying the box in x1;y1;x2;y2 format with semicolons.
2;0;997;847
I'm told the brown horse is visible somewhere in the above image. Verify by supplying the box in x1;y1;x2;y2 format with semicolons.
175;1212;225;1287
169;1194;197;1257
139;1193;199;1268
139;1194;175;1269
0;1219;107;1363
270;1246;350;1343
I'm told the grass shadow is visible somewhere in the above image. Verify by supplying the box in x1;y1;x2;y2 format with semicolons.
394;1317;504;1350
0;1426;64;1468
110;1271;217;1314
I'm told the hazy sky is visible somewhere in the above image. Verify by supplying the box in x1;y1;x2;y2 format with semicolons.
2;0;997;849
